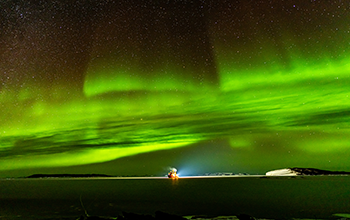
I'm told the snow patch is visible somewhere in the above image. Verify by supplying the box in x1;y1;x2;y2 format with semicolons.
266;168;298;176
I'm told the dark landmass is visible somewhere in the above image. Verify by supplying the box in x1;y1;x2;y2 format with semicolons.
76;211;248;220
24;174;160;178
266;167;350;176
26;174;114;178
290;167;350;175
25;168;350;178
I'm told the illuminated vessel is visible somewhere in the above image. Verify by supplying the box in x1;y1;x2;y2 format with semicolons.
167;168;178;179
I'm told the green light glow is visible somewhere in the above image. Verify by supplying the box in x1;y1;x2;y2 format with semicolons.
2;1;350;175
229;137;252;149
83;61;215;97
0;140;197;171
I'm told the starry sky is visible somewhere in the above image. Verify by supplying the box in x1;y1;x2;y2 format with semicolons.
1;0;350;177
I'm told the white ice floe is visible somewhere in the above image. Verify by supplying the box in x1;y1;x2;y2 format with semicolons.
266;168;298;176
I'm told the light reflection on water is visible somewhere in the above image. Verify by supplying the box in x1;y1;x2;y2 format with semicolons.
0;176;350;219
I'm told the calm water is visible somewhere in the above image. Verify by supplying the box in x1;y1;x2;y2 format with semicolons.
0;176;350;219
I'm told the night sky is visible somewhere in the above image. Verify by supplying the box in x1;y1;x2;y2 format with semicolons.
1;0;350;177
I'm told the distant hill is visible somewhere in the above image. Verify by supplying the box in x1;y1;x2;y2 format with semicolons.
203;172;249;176
26;174;114;178
266;168;350;176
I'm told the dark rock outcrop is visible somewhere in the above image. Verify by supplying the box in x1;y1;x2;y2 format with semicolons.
236;213;255;220
266;167;350;176
155;211;187;220
122;212;155;220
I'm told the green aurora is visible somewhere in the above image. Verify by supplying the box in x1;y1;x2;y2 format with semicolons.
1;1;350;176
